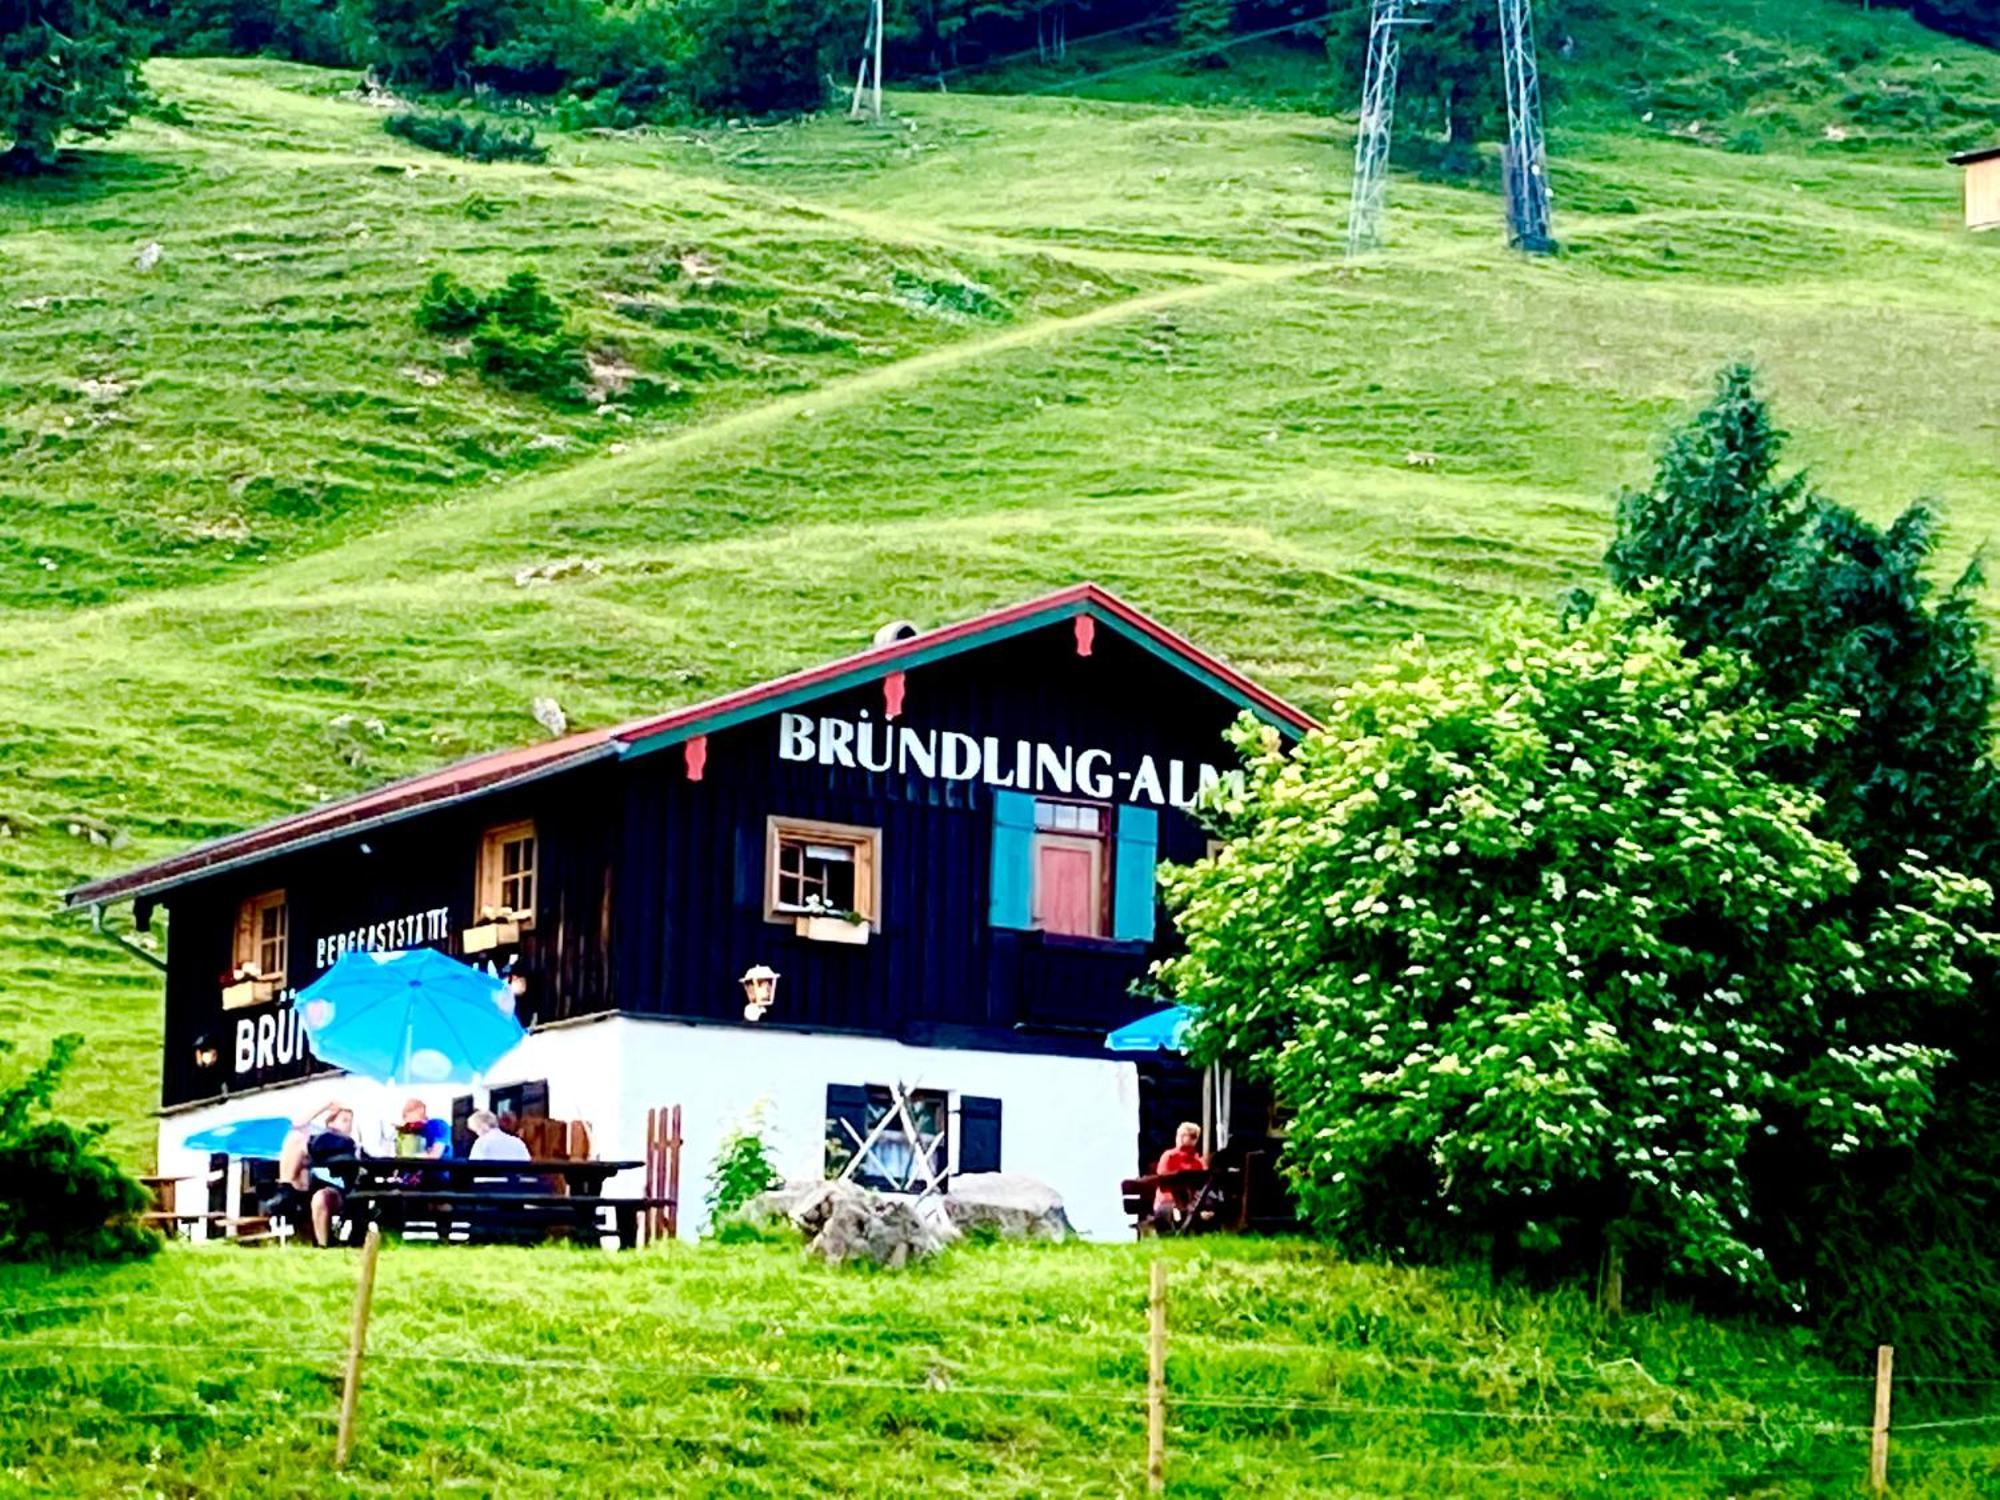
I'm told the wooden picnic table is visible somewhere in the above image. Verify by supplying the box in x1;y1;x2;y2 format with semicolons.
317;1157;660;1248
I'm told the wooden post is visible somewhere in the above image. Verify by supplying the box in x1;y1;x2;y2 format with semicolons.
665;1104;682;1242
1869;1344;1894;1494
1147;1259;1167;1493
643;1107;661;1245
335;1225;383;1470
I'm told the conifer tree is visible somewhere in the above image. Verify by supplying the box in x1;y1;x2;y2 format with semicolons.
1;0;147;174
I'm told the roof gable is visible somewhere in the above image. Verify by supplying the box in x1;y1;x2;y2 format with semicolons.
65;584;1314;908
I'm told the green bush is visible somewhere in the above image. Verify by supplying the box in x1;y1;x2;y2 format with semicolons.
384;110;546;163
414;268;588;398
0;1035;157;1263
706;1120;781;1223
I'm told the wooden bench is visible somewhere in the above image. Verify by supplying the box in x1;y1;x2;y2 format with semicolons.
1120;1162;1254;1238
346;1189;675;1249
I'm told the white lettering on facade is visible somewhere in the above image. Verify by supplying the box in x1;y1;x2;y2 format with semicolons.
776;715;1221;809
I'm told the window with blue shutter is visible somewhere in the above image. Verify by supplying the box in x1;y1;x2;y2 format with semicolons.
1111;805;1159;942
957;1095;1002;1175
989;789;1035;929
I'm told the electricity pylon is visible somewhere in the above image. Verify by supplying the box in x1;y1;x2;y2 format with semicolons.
1345;0;1427;259
849;0;885;121
1497;0;1556;252
1345;0;1557;257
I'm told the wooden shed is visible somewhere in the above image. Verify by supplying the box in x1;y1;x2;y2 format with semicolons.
1950;144;2000;232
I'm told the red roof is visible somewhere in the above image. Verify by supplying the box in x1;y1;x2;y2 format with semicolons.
66;583;1315;908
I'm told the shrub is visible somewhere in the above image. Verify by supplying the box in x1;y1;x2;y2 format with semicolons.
415;270;488;334
706;1120;781;1223
413;268;588;397
384;110;546;163
1160;599;1989;1303
0;1035;157;1263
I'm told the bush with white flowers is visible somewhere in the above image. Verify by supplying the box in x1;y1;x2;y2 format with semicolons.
1159;599;1993;1297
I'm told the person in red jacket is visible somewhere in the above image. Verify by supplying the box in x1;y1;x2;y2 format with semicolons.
1151;1121;1208;1233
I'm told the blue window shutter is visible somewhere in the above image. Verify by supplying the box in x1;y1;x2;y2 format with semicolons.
1112;805;1159;942
957;1095;1002;1175
989;789;1034;929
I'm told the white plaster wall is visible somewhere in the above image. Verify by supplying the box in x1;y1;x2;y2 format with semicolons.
158;1017;1141;1241
602;1018;1141;1240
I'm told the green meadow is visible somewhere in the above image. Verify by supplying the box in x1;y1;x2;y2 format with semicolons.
3;1237;1996;1497
1;0;1998;1488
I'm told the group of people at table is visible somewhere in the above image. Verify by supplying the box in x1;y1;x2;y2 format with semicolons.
267;1096;530;1246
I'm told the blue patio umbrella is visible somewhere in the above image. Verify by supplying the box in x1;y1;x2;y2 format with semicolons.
1105;1005;1193;1055
294;948;525;1086
182;1114;296;1160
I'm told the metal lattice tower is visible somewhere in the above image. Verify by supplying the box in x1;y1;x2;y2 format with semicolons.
1345;0;1424;259
1497;0;1556;253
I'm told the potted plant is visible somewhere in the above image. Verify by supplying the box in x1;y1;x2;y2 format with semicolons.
793;897;869;946
461;905;524;954
220;963;277;1007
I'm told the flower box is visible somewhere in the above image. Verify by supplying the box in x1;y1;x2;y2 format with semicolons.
461;920;521;955
795;914;869;946
221;978;277;1008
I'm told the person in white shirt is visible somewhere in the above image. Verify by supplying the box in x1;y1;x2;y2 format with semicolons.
467;1109;532;1162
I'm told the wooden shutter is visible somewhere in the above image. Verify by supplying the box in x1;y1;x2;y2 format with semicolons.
1111;806;1159;942
989;790;1035;929
957;1095;1002;1175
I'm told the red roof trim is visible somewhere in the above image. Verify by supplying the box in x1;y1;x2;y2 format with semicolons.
65;584;1315;908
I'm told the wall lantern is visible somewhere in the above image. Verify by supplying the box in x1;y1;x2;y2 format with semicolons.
739;964;780;1023
193;1034;220;1070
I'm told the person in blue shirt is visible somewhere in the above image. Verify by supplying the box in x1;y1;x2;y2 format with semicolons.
397;1097;452;1159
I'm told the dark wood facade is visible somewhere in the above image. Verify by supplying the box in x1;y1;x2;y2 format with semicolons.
130;597;1304;1112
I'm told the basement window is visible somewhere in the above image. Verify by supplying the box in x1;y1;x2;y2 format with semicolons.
766;816;880;928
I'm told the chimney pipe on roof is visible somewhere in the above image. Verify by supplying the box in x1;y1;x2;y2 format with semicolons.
872;619;921;647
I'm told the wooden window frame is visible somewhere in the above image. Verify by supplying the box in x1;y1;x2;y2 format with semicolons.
765;816;881;929
228;889;288;1004
1030;797;1111;939
477;820;539;928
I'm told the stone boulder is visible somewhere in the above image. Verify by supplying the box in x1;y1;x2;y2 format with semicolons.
737;1179;957;1268
941;1173;1074;1242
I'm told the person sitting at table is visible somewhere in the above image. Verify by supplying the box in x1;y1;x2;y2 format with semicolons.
1151;1121;1209;1234
396;1098;452;1159
467;1108;530;1162
266;1100;356;1247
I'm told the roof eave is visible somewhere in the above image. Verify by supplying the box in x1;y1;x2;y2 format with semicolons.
62;740;620;910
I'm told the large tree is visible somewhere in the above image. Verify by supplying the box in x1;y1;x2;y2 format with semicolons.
1160;601;1988;1298
0;0;147;174
1610;365;2000;1373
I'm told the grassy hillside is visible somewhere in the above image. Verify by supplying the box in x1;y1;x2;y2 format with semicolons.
1;2;1996;1173
3;1237;1996;1496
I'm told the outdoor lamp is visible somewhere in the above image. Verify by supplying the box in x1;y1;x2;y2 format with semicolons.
192;1034;219;1070
739;963;780;1022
